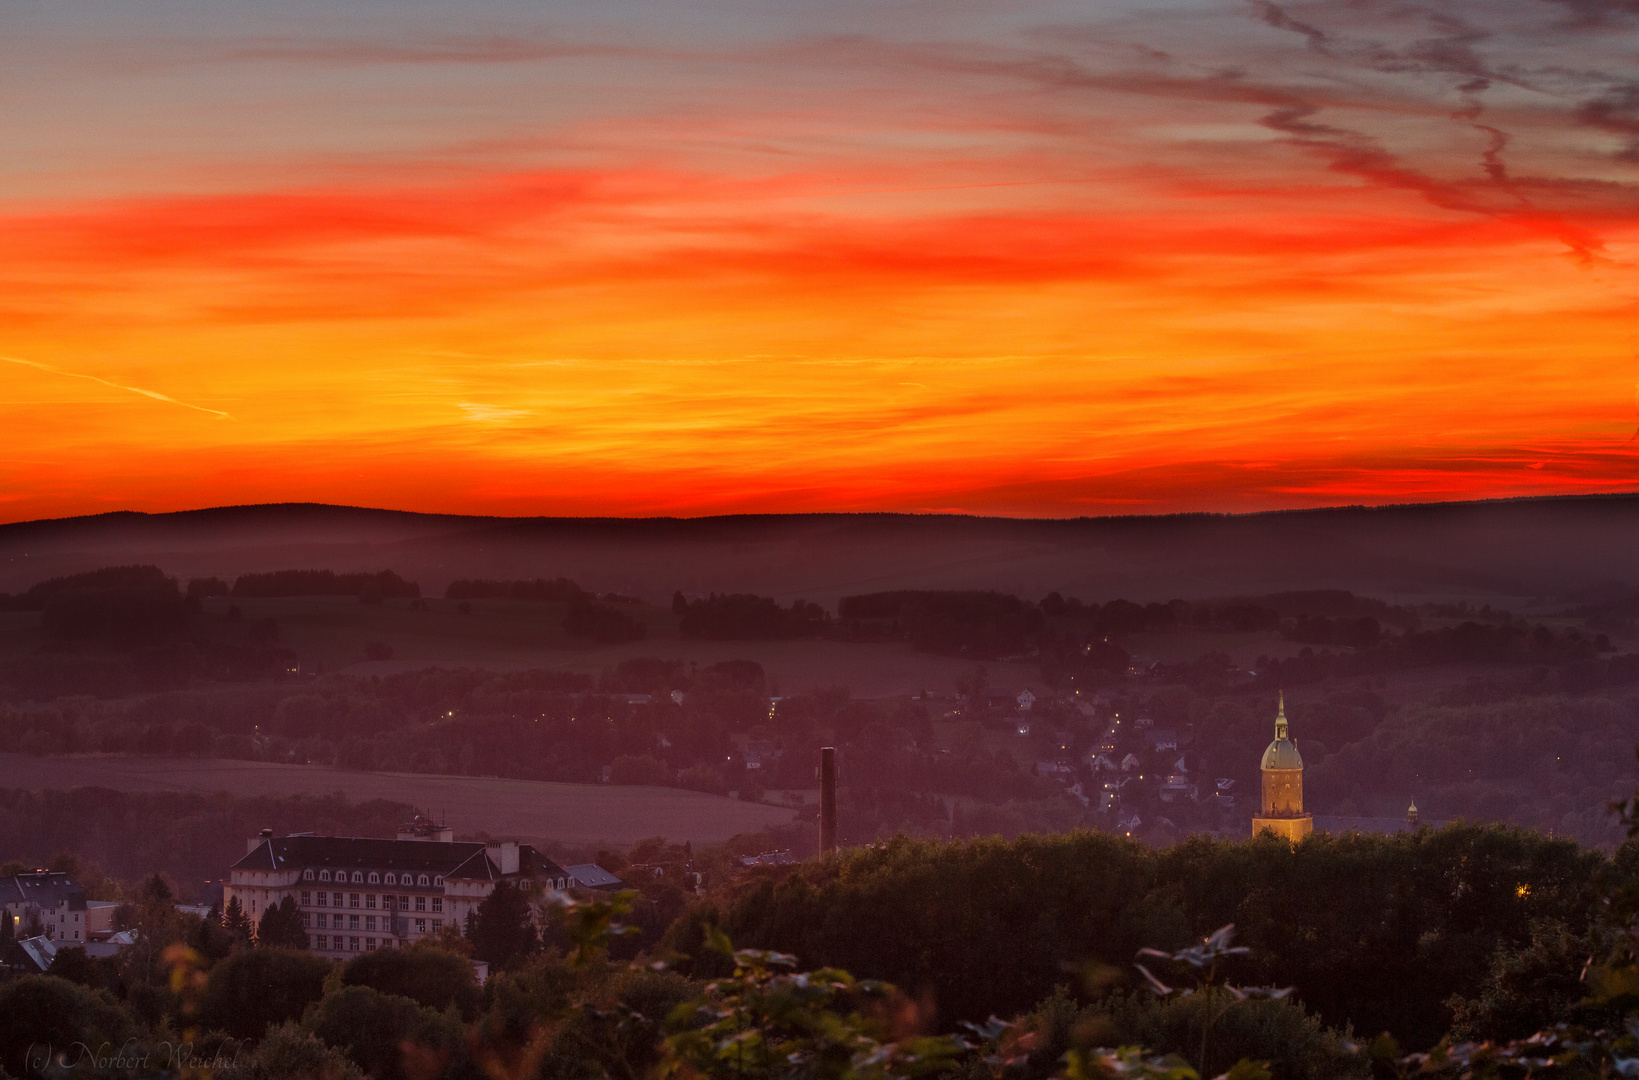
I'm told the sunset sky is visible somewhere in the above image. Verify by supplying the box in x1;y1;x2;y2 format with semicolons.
4;0;1638;521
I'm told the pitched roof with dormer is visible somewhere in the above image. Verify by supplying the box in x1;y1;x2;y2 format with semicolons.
231;836;567;882
0;873;87;911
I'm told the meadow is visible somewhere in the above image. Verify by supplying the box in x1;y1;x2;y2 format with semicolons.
0;752;793;846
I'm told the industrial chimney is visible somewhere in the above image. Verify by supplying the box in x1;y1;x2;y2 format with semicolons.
819;747;837;857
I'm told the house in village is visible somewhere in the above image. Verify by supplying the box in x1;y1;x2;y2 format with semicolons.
0;872;91;944
4;935;58;975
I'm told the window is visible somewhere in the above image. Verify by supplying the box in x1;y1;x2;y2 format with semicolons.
320;870;331;882
332;893;342;907
303;913;312;928
366;938;377;950
399;895;410;910
352;871;363;884
366;894;376;909
433;876;443;887
415;919;426;934
349;936;359;951
316;891;325;905
304;869;314;881
316;913;327;928
349;893;360;908
301;891;311;905
431;897;442;913
365;916;376;931
432;920;442;932
349;915;360;930
415;896;426;912
418;874;430;887
368;872;379;884
385;873;396;885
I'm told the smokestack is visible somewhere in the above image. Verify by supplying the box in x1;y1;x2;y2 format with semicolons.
819;747;837;857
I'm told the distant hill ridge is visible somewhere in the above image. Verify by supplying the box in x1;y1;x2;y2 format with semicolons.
1;493;1637;603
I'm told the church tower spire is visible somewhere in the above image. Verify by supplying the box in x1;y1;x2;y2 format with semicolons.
1252;693;1312;842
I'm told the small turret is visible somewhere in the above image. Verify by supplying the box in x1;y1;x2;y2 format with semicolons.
1407;799;1419;826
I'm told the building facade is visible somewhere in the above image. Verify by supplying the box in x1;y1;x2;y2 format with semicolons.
1251;695;1313;842
0;872;88;943
226;822;569;958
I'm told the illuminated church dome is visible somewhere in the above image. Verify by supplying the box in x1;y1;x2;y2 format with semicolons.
1252;693;1312;842
1261;694;1304;771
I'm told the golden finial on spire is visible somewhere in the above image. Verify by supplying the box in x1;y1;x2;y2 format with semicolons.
1275;691;1288;740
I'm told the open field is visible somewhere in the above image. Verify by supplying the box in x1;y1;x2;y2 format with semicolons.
0;753;796;846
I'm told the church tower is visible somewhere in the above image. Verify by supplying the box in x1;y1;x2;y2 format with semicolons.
1251;693;1312;841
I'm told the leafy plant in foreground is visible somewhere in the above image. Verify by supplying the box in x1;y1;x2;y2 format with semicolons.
661;927;967;1080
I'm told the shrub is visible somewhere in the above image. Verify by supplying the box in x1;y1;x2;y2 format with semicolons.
304;985;464;1080
199;947;331;1040
217;1022;363;1080
339;944;480;1019
1085;990;1363;1080
0;975;137;1079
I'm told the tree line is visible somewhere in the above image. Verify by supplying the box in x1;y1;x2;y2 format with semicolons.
11;820;1639;1080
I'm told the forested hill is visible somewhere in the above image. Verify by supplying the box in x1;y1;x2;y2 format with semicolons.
3;493;1639;604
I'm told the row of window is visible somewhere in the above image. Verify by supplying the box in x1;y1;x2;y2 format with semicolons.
312;920;436;952
307;913;442;933
302;868;442;887
299;891;442;913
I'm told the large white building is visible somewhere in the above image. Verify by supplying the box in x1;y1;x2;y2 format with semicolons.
226;820;570;958
0;872;88;943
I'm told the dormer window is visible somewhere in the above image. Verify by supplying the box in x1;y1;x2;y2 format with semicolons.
432;876;443;887
368;872;380;884
304;870;315;881
384;873;396;885
352;872;364;884
418;874;430;887
320;871;331;882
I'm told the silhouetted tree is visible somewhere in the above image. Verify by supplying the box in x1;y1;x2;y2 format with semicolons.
222;895;253;945
257;895;309;949
340;944;480;1018
199;946;330;1040
470;880;539;971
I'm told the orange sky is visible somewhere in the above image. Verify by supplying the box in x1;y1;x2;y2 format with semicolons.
3;0;1638;520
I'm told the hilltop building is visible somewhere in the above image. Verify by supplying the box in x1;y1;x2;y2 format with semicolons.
226;817;570;958
1251;694;1312;842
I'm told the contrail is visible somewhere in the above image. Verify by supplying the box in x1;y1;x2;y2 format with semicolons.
1;354;231;418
